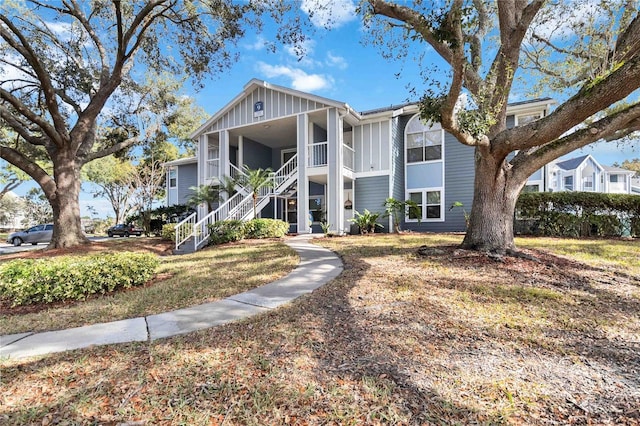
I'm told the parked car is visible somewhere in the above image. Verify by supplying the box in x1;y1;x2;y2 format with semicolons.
106;223;143;237
6;224;53;246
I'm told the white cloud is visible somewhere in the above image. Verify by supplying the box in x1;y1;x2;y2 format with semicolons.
529;0;605;41
286;39;316;58
257;62;333;92
301;0;357;29
325;52;348;70
245;35;267;51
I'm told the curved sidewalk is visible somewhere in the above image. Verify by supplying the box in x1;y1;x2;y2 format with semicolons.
0;234;343;360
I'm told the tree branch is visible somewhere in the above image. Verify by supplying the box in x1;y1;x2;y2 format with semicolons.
0;14;68;145
497;52;640;154
511;101;640;182
366;0;483;95
0;145;56;198
0;103;51;147
83;135;140;163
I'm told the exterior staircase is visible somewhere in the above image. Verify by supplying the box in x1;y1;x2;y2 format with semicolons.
174;154;298;253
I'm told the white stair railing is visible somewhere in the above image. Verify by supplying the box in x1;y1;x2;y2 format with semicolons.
176;154;299;251
175;212;197;250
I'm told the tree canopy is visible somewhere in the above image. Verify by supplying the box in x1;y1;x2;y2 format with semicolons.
0;0;302;248
361;0;640;253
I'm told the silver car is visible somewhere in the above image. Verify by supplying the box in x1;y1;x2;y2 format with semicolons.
6;224;53;246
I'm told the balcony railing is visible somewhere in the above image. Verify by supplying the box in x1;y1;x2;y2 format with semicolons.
308;141;327;167
343;144;354;171
206;158;219;180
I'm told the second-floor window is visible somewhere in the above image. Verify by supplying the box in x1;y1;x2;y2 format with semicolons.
406;116;443;163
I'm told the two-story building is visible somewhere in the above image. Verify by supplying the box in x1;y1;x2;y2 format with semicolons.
525;154;636;194
166;79;553;252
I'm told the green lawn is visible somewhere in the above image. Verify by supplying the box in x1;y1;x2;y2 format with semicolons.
1;239;298;334
1;234;638;425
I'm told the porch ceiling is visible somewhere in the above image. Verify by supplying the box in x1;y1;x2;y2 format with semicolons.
229;116;297;149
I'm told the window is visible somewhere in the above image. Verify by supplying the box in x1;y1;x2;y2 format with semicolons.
407;190;442;221
583;177;593;190
408;192;422;219
169;168;177;188
564;176;574;191
516;113;542;125
406;116;443;163
309;196;324;222
610;174;619;183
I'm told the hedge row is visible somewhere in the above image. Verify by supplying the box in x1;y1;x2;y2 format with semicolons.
208;218;289;245
516;192;640;237
0;252;159;306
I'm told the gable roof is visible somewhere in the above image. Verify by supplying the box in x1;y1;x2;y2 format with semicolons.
602;164;636;174
555;155;590;171
190;79;358;139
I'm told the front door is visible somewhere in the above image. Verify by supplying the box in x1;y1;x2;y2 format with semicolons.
281;149;296;167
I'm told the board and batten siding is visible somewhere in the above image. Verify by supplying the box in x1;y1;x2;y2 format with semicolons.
353;120;391;173
203;86;331;133
354;175;390;232
402;131;475;232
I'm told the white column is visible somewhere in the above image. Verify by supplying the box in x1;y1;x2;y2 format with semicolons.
199;134;206;186
327;108;344;234
297;114;310;233
220;130;230;180
238;135;244;171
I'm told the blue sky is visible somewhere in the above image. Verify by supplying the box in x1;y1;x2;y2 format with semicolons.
7;0;640;218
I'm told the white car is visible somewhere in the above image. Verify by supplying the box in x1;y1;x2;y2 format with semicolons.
6;224;53;246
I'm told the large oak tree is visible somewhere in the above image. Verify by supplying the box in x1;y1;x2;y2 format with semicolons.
0;0;299;248
363;0;640;253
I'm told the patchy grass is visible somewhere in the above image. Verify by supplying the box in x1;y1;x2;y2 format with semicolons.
1;238;298;334
1;234;639;425
515;236;640;276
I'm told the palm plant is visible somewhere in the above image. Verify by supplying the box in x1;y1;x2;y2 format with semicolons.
238;165;274;218
383;197;421;233
187;184;223;212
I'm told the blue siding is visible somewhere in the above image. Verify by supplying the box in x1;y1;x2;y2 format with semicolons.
176;163;197;206
243;138;273;169
355;175;389;232
403;132;475;232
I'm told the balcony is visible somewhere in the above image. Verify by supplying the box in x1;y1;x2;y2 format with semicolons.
307;141;355;171
308;141;327;167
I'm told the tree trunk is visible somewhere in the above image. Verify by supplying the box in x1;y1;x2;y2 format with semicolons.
461;151;523;254
48;152;90;248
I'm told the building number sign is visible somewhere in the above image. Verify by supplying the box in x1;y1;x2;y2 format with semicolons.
254;101;264;117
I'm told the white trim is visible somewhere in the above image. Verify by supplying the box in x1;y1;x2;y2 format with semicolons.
354;170;390;178
405;188;445;223
163;156;197;166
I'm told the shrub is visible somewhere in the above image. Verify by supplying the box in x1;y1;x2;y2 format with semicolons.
349;209;384;234
161;223;176;241
516;192;640;237
243;218;289;239
208;220;245;245
0;252;159;306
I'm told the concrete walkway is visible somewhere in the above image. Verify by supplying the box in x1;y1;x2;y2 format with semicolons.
0;235;343;360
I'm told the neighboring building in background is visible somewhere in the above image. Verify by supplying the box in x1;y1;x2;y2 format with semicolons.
0;191;26;230
525;154;637;194
167;79;554;252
